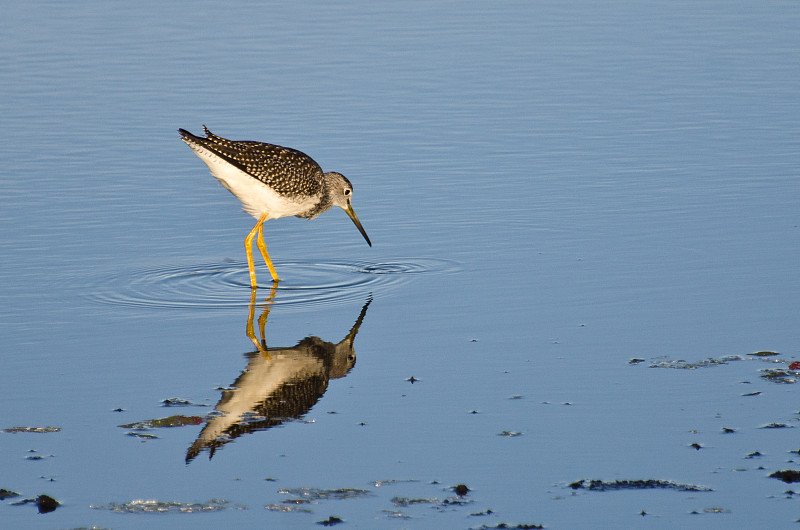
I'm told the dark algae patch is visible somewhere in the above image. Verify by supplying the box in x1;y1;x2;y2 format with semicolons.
161;397;210;407
1;426;61;433
91;498;240;513
474;523;544;530
0;488;20;500
569;479;713;492
119;415;204;429
769;470;800;483
317;515;344;526
277;487;372;501
11;494;60;513
36;494;59;513
760;368;797;383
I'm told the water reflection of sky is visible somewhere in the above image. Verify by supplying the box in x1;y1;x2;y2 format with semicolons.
1;2;799;528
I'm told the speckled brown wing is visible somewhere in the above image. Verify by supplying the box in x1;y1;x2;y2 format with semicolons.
184;126;324;198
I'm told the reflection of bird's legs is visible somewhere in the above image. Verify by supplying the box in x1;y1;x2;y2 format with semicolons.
258;282;277;348
246;284;277;358
246;289;264;355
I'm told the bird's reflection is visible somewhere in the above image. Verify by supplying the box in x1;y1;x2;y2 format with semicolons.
186;287;371;463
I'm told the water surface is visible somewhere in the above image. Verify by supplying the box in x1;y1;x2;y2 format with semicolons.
1;1;799;528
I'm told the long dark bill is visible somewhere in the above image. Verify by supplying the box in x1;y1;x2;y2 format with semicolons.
345;203;372;247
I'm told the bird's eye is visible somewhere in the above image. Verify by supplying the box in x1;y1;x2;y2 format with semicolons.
344;189;352;196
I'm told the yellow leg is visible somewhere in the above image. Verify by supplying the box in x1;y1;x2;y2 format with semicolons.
256;219;280;283
244;213;279;289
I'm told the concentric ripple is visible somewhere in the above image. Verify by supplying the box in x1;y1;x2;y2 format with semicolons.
85;258;458;311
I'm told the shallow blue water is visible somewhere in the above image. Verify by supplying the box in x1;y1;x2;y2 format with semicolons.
2;1;799;528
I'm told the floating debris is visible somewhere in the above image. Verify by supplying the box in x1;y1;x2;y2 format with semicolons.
0;489;20;500
91;498;238;513
746;451;763;459
690;443;703;451
317;515;344;526
11;494;60;513
473;523;544;530
628;358;646;364
760;369;796;384
569;479;713;492
373;479;419;487
721;427;736;433
789;362;800;370
454;484;470;496
759;423;791;429
441;496;473;506
118;415;204;430
277;488;372;501
497;431;523;437
769;470;800;483
126;432;158;440
747;351;779;357
2;426;61;434
162;398;209;407
649;356;743;369
382;509;411;519
36;494;59;513
741;391;762;397
282;499;313;505
391;496;438;507
265;504;313;513
701;506;731;513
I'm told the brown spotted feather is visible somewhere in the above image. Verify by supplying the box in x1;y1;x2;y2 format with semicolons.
189;126;324;198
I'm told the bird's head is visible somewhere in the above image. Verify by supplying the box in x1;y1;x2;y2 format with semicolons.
325;172;371;247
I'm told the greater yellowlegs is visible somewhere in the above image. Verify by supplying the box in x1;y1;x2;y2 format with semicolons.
179;126;371;288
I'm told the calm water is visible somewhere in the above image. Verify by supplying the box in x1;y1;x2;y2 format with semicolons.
2;1;799;528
